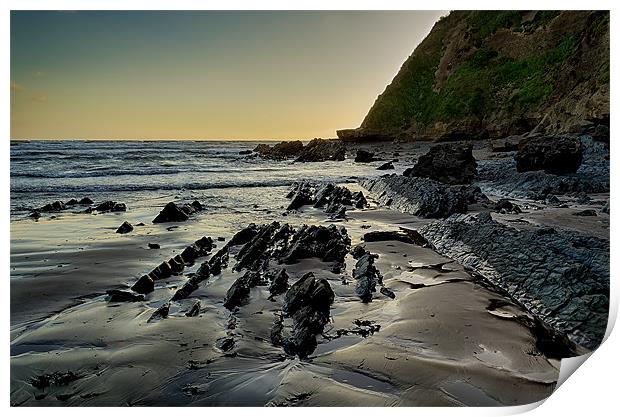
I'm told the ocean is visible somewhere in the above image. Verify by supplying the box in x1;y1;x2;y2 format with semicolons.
10;140;380;220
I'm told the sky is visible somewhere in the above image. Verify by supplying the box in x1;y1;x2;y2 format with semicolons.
10;10;446;140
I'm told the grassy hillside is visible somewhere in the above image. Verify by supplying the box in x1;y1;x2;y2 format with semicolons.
339;11;609;141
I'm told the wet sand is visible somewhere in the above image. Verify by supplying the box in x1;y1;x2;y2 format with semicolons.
11;184;563;406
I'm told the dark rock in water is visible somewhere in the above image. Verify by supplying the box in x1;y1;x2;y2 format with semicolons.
283;224;350;265
362;229;426;245
420;212;609;349
65;198;79;206
546;195;561;205
191;200;204;211
282;272;334;358
354;149;375;163
360;175;470;218
116;221;133;234
40;200;65;212
515;136;583;174
153;202;189;223
29;210;41;219
106;289;145;302
217;236;226;241
253;140;304;160
94;201;126;213
353;252;382;303
30;371;81;389
404;143;477;184
135;222;145;226
380;287;396;299
287;183;315;211
268;268;289;297
494;199;522;214
238;149;252;155
216;336;235;352
573;209;597;217
79;197;94;205
376;161;394;170
148;302;170;321
351;244;366;259
295;138;346;162
148;243;160;249
131;275;154;294
185;301;201;317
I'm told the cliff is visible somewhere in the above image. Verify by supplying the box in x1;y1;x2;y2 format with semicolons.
337;11;609;142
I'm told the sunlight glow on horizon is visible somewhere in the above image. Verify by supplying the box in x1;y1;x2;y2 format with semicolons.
11;11;446;140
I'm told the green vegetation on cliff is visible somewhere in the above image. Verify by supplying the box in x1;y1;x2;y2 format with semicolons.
348;10;609;140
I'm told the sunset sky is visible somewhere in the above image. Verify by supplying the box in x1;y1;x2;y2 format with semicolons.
11;11;446;140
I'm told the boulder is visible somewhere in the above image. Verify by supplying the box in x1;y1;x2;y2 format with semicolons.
40;201;65;212
376;161;394;170
153;202;189;223
295;139;346;162
131;275;154;294
78;197;94;205
65;199;79;206
148;243;160;249
94;201;126;213
494;199;522;214
352;252;382;303
354;150;375;163
283;225;350;265
404;143;477;184
380;287;396;299
116;221;133;234
223;270;261;310
253;140;304;160
185;301;201;317
268;268;289;297
515;136;583;174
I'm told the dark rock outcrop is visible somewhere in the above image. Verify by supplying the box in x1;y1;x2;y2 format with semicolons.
295;139;346;162
362;229;427;245
253;140;304;160
148;302;170;321
376;161;395;170
283;225;350;267
286;181;368;213
420;212;609;349
185;301;201;317
360;175;473;218
116;221;133;234
494;199;522;214
131;275;154;294
223;270;261;310
354;150;375;163
93;201;126;213
352;252;382;303
404;143;477;184
268;268;289;297
515;136;583;174
153;201;203;223
106;289;145;302
282;272;335;358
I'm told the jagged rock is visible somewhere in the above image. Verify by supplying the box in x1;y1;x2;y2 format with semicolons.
234;222;281;271
282;273;334;358
131;275;154;294
360;175;470;218
404;143;477;184
354;150;375;163
362;229;426;245
208;246;229;276
286;181;367;214
380;287;396;299
376;161;394;170
287;183;315;210
180;245;200;263
494;199;522;214
515;136;583;174
283;225;350;265
191;200;203;211
223;270;261;310
253;140;304;160
216;336;235;352
194;236;214;254
79;197;94;205
94;201;126;213
65;199;79;206
329;205;347;220
40;201;65;212
352;252;382;303
268;268;289;296
148;243;160;249
149;302;170;321
116;221;133;234
153;202;189;223
573;209;597;217
295;139;346;162
168;256;185;274
239;149;252;155
351;244;366;259
420;212;609;349
29;210;41;219
270;314;284;346
106;289;144;302
185;301;201;317
228;223;260;246
151;261;173;280
352;191;368;209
